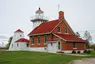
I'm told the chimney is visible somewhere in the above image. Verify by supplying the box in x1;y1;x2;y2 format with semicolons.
59;11;64;20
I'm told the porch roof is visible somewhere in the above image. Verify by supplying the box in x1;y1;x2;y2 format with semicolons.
16;38;29;43
54;33;87;42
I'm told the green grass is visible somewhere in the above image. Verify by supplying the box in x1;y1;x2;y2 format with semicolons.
0;51;95;64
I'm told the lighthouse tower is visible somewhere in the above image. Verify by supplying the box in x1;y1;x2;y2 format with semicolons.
9;29;24;50
31;7;48;29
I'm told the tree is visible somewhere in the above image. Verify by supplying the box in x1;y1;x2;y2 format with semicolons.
90;44;95;50
6;36;13;49
83;31;92;48
84;31;92;42
75;32;80;37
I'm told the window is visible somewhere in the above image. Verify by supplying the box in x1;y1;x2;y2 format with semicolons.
58;42;61;49
65;28;68;33
20;35;22;37
26;44;28;47
44;35;47;44
58;26;61;32
51;43;53;46
17;43;19;47
44;47;47;50
31;36;34;44
38;36;40;44
73;42;76;48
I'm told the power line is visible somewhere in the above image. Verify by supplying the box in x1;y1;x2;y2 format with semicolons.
76;30;95;33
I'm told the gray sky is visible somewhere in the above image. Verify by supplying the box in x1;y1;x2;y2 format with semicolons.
0;0;95;42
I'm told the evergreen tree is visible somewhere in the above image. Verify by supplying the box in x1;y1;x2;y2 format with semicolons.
6;36;13;49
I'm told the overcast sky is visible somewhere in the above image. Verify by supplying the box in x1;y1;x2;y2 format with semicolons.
0;0;95;42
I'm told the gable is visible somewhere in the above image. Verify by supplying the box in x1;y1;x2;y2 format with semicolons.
52;19;75;35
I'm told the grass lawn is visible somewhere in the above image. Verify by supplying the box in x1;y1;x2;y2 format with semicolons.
0;51;95;64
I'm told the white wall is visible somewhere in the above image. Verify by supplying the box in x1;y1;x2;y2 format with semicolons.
17;42;29;50
47;40;61;53
9;42;29;51
29;47;47;52
33;21;42;29
47;42;58;53
9;32;24;50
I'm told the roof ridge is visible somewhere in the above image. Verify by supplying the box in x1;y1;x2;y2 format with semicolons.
42;19;59;24
34;19;59;28
50;19;63;32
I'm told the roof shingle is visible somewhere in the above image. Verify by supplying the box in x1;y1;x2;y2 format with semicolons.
15;29;24;33
16;38;29;43
29;19;59;35
55;33;87;42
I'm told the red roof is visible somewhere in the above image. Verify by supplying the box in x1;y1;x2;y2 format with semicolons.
15;29;24;33
16;38;29;43
55;33;87;42
36;7;43;13
29;19;59;35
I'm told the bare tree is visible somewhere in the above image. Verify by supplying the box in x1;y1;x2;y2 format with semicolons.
83;31;92;48
84;31;92;42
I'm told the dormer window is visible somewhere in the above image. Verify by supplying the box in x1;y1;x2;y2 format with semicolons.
58;26;61;32
65;28;68;33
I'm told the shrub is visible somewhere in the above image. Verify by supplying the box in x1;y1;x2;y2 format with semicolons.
84;50;87;53
87;50;91;54
90;44;95;50
72;50;76;54
77;51;80;54
83;50;91;54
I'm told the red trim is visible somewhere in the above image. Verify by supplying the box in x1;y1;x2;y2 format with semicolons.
15;29;23;33
16;38;29;43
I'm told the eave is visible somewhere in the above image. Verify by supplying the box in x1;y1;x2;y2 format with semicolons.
53;33;86;43
28;32;51;36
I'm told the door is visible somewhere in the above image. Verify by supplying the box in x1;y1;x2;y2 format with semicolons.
58;42;61;51
47;42;57;53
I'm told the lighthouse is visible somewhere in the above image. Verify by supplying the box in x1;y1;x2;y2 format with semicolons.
31;7;48;29
9;29;24;50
